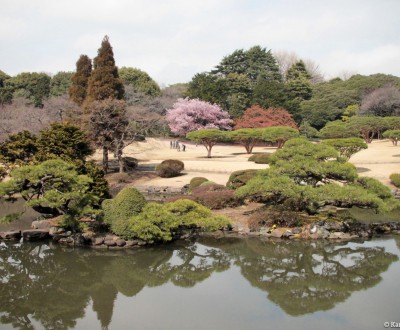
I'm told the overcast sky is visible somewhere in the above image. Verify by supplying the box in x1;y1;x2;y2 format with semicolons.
1;0;399;86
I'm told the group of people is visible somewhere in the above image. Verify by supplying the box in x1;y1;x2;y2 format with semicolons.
170;140;186;152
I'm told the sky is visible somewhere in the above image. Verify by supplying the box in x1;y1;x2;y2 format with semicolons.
1;0;399;86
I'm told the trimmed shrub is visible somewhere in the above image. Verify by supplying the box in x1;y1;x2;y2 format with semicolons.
129;199;230;242
227;169;259;189
189;177;208;192
248;153;272;164
156;159;184;178
102;188;147;239
390;173;400;188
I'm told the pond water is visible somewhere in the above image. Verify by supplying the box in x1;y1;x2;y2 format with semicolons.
1;237;400;330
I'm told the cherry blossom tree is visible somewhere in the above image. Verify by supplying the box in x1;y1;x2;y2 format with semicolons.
166;98;233;136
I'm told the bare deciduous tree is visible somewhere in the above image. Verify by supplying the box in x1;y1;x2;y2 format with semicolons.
360;85;400;117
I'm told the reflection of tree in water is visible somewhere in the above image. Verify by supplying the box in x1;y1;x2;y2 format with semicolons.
0;242;95;330
224;238;398;316
1;238;398;328
0;241;231;330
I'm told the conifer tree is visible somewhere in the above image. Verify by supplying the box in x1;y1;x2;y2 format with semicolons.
85;36;124;103
69;55;92;105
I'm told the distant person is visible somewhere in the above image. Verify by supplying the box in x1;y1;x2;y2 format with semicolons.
170;140;173;149
182;144;186;152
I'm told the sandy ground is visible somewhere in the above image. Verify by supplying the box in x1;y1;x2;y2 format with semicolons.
93;138;400;189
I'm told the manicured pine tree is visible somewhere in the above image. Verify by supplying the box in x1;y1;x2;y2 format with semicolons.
69;55;92;105
85;36;124;103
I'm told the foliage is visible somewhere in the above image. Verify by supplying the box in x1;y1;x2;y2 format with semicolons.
189;177;209;192
85;36;124;104
300;74;400;129
129;199;230;242
236;138;398;214
0;159;98;228
226;169;259;189
320;138;367;160
166;98;233;136
228;128;265;153
360;85;400;117
285;60;313;100
0;166;6;180
82;160;110;201
248;153;272;164
7;72;51;107
234;105;297;129
384;116;400;130
212;45;282;82
0;130;38;166
156;159;184;178
102;188;147;238
35;122;93;165
262;126;300;148
389;173;400;188
346;116;386;143
119;67;161;97
318;120;356;139
186;129;229;158
50;71;73;97
299;121;319;138
69;55;92;105
382;130;400;146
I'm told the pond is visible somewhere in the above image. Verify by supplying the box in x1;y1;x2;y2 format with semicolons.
1;237;400;330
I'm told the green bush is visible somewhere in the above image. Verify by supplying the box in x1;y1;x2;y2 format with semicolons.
0;166;6;180
390;173;400;188
102;188;147;239
156;159;184;178
226;169;259;189
129;199;230;242
248;153;272;164
189;177;208;192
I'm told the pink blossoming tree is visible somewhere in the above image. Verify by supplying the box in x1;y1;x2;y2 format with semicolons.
166;98;233;136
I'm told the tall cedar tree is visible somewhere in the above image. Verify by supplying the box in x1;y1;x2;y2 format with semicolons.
85;36;124;104
69;55;92;105
235;105;298;129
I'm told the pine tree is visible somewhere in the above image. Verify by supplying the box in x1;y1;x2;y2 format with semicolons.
85;36;124;103
69;55;92;105
286;60;313;100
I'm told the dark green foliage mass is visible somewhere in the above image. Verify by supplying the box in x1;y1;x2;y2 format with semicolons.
119;67;161;97
300;74;400;129
0;159;98;228
7;72;51;107
35;122;93;165
0;130;38;166
0;70;13;105
189;177;209;192
50;71;74;97
248;153;272;164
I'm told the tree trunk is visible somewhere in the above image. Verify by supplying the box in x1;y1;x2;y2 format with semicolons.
206;145;212;158
102;146;109;173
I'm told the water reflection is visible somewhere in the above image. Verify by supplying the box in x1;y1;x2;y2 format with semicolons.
0;238;398;329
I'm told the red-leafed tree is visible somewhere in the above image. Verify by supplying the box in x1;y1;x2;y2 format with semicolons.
234;105;298;129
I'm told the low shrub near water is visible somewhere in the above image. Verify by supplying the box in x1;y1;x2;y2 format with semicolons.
102;188;147;238
156;159;184;178
129;199;230;242
390;173;400;188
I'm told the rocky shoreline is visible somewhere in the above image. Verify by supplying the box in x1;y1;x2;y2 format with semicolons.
1;218;400;247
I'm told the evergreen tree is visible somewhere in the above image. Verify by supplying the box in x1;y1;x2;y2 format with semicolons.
285;60;313;100
69;55;92;105
85;36;124;103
